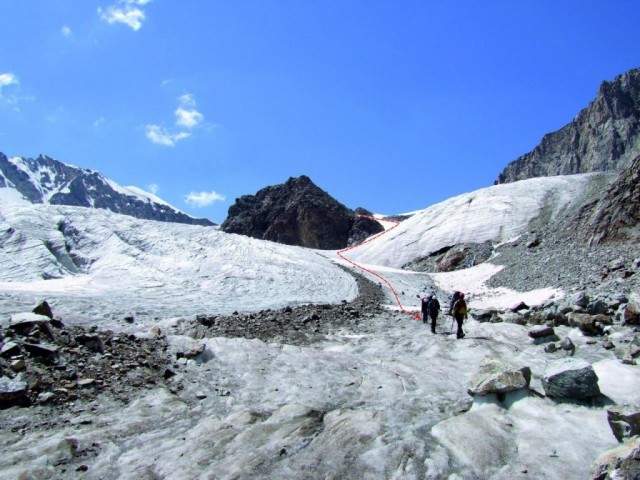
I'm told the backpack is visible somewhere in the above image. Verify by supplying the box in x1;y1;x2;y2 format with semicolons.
449;291;461;315
452;298;467;316
428;298;440;315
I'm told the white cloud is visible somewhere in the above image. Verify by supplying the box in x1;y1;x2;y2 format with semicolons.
0;73;19;95
61;25;72;37
184;191;226;207
175;94;204;128
145;93;205;146
147;184;159;194
145;125;191;147
98;0;153;31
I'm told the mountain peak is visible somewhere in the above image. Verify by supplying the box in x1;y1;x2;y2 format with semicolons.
0;152;215;226
496;68;640;184
221;175;383;249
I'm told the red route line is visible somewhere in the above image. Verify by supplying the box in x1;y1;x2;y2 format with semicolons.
337;215;421;320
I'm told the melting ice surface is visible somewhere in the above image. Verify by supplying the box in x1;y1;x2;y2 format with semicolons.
0;173;637;479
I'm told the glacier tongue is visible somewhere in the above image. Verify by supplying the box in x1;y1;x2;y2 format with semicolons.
0;202;358;327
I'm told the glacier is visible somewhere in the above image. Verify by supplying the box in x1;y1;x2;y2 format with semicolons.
0;172;636;479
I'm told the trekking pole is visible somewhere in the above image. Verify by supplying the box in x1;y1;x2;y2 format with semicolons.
450;317;455;334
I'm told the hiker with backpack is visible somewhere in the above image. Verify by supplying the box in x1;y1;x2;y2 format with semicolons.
420;294;441;333
451;292;468;339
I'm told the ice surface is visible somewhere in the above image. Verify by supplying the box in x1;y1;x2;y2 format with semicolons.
0;172;637;479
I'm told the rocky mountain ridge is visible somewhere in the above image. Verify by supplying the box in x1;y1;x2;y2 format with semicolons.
0;153;214;226
221;175;383;249
496;68;640;184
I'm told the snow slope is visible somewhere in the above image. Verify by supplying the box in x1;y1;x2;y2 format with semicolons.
348;173;608;269
0;202;358;325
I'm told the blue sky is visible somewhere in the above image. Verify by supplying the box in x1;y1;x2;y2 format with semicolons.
0;1;638;223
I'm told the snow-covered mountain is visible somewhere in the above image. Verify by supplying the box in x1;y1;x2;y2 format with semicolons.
0;153;214;226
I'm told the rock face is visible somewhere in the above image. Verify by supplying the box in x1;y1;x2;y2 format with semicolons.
575;155;640;245
221;176;383;249
496;68;640;184
0;153;214;226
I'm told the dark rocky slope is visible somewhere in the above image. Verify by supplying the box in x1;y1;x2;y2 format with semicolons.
221;176;383;249
576;154;640;245
496;68;640;184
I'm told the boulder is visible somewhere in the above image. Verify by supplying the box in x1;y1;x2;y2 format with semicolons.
75;334;105;354
23;342;59;359
528;325;559;345
32;300;54;319
8;312;53;334
623;292;640;326
568;313;610;336
511;301;530;313
560;337;575;354
0;341;21;358
470;309;497;323
467;358;531;396
500;312;526;325
0;375;28;402
607;404;640;442
587;300;609;315
528;325;555;339
542;358;601;400
568;291;590;309
592;436;640;480
175;340;206;360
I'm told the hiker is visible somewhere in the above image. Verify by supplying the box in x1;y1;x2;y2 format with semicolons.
448;290;462;316
427;295;440;333
451;292;468;339
421;295;433;326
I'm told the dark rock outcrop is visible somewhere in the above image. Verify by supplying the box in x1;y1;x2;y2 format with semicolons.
496;68;640;184
0;153;214;226
221;176;383;249
574;155;640;245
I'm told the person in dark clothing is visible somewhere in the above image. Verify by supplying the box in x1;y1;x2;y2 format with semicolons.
428;296;440;333
451;292;468;339
421;295;432;326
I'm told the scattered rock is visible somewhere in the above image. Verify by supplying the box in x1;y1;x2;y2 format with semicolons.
75;334;105;354
560;337;576;355
542;358;601;400
528;325;555;339
511;301;530;313
607;404;640;442
623;293;640;325
32;300;54;319
467;358;531;397
0;376;28;404
568;313;610;336
592;436;640;480
0;341;21;358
